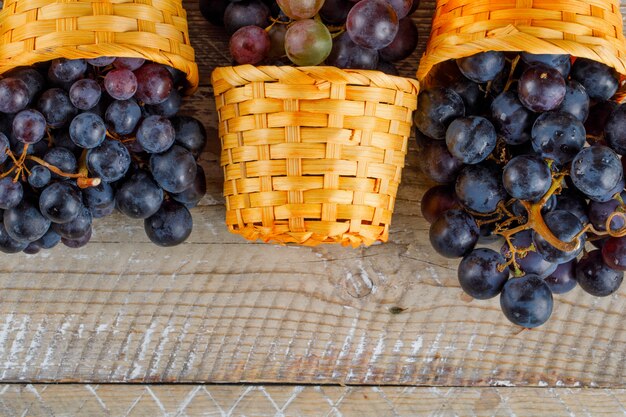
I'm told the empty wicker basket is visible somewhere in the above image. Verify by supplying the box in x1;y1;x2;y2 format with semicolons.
0;0;199;91
417;0;626;85
212;65;420;247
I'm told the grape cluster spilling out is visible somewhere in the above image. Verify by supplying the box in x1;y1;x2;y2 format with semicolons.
201;0;420;73
418;51;626;327
0;57;207;254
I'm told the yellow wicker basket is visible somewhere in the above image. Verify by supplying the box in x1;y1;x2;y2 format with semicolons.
0;0;199;92
212;65;420;247
417;0;626;85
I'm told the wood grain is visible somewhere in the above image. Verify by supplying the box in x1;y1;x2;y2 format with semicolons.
2;385;626;417
0;0;624;388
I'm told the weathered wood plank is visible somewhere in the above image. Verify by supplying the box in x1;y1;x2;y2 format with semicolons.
1;385;626;417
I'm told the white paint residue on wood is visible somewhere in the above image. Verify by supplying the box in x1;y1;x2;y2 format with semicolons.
20;319;46;376
129;321;158;380
392;339;403;353
365;333;386;381
490;380;516;387
405;336;423;363
0;313;15;358
149;324;174;376
424;325;445;364
3;316;30;378
332;314;359;378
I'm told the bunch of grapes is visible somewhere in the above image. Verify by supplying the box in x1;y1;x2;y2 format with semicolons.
0;57;207;254
417;51;626;327
200;0;419;73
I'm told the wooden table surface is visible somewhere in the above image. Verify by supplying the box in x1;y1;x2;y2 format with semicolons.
2;0;626;416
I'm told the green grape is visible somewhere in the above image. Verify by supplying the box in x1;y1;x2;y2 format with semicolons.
285;19;332;66
277;0;325;20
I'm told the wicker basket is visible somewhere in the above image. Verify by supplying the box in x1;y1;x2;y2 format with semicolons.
416;0;626;84
0;0;199;92
212;65;419;247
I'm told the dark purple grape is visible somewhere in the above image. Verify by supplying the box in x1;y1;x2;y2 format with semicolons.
0;220;28;253
61;226;92;248
458;248;509;299
518;64;566;112
326;32;378;70
450;79;484;116
533;210;585;263
570;145;623;202
44;147;77;177
69;78;101;110
12;109;46;144
457;51;505;83
544;259;577;294
501;230;557;278
376;60;398;75
557;80;589;122
87;56;116;67
605;103;626;155
144;200;193;246
500;275;553;328
386;0;411;18
0;78;30;113
429;208;479;258
587;100;617;143
116;170;164;219
134;63;174;105
136;115;175;153
48;58;87;83
82;181;115;218
319;0;353;24
39;182;82;224
346;0;399;50
570;58;619;101
555;188;588;224
105;99;142;136
414;87;465;140
150;145;197;193
378;17;417;62
35;228;61;249
52;205;92;239
229;25;271;65
420;185;459;223
4;199;51;242
445;116;496;164
415;134;463;184
8;68;45;102
87;139;131;182
104;68;137;100
491;91;532;145
0;177;23;209
0;132;8;164
224;0;270;34
37;88;77;128
455;162;507;214
576;249;623;296
172;116;207;159
531;111;585;165
69;112;106;149
520;53;570;77
200;0;230;26
113;57;145;71
145;89;181;118
588;196;625;232
602;236;626;271
171;164;207;208
502;155;551;202
28;165;51;189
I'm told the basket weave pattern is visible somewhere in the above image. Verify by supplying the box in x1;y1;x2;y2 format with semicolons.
212;65;419;247
417;0;626;81
0;0;199;90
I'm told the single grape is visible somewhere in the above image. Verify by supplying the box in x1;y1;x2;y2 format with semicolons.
570;58;619;101
35;228;61;249
0;78;30;113
52;205;92;239
87;56;116;67
277;0;324;19
491;91;532;145
104;68;137;100
0;177;22;209
319;0;353;24
414;87;465;140
346;0;399;50
82;182;115;219
605;103;626;155
28;165;51;189
420;185;459;223
285;19;332;66
38;182;82;224
576;249;624;296
385;0;412;18
267;23;287;59
518;64;566;112
144;200;193;246
230;25;271;65
544;259;577;294
172;116;207;159
450;79;484;116
533;210;585;263
69;79;101;110
500;230;557;278
145;89;181;118
570;145;623;202
37;88;77;128
378;17;417;62
134;63;174;105
116;170;164;219
557;80;589;122
445;116;496;164
61;226;92;248
8;68;45;102
458;248;509;299
455;162;507;214
44;147;77;177
457;51;505;83
520;53;571;77
555;188;588;224
415;133;463;184
588;100;617;143
502;155;551;202
531;111;586;165
4;199;51;242
87;139;131;182
602;236;626;271
171;164;207;208
500;275;553;328
588;196;625;232
105;99;142;136
326;32;378;70
136;115;175;153
0;220;28;253
113;57;145;71
224;0;270;34
48;58;87;83
429;208;479;258
12;109;46;144
69;112;106;149
150;145;197;193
